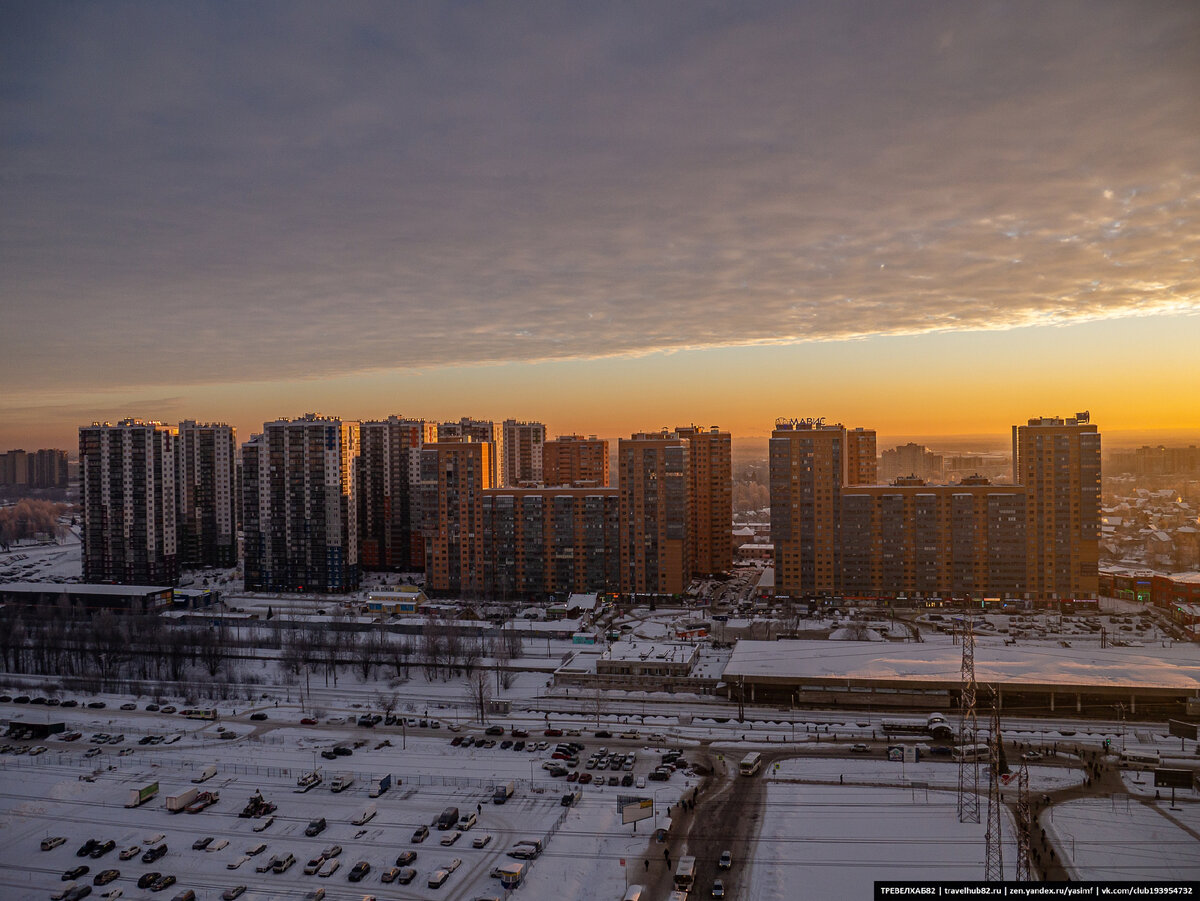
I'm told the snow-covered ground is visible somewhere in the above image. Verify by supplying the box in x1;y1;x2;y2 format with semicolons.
746;776;1018;896
1047;795;1200;881
0;723;695;901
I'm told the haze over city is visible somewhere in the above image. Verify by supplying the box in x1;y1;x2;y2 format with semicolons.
2;1;1198;449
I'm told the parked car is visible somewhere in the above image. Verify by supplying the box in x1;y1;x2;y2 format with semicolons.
395;850;416;866
348;861;370;882
395;867;417;884
138;873;161;889
192;837;213;851
93;870;120;886
221;888;246;901
304;817;327;837
412;825;429;843
118;847;140;861
142;845;168;864
64;866;90;881
89;841;115;859
850;743;870;753
150;874;176;892
43;836;68;851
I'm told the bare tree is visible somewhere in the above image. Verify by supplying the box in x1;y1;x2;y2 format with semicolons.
464;668;493;724
492;633;516;690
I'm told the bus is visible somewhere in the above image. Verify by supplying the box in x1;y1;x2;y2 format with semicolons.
739;751;763;777
1118;749;1160;769
185;709;217;721
951;744;989;762
673;855;696;891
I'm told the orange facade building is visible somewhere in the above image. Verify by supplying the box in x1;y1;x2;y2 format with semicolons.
543;434;610;487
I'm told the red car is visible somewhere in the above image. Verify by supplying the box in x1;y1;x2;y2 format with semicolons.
300;717;317;725
544;728;563;737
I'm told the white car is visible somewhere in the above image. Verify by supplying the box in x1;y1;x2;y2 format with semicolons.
318;857;340;877
253;816;275;832
227;855;249;870
445;858;462;873
428;869;449;888
440;830;461;846
207;838;230;852
472;833;493;849
144;834;165;845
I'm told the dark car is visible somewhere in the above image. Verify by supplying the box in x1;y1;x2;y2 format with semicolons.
250;713;268;721
485;725;504;736
14;695;31;703
333;746;353;757
93;869;120;885
395;867;417;884
395;850;416;866
593;730;613;738
513;741;525;751
192;837;213;851
142;844;168;863
89;840;116;859
221;887;246;901
320;750;338;760
411;825;429;843
138;872;162;889
63;866;89;880
305;817;327;837
348;861;370;882
151;874;177;892
63;887;92;901
87;701;106;709
76;840;99;858
146;703;160;711
61;699;79;708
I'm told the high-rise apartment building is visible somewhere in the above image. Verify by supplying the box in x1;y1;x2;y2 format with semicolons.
420;438;493;595
675;425;733;575
769;419;848;598
358;416;436;571
879;442;945;483
768;413;1101;602
439;418;504;488
2;449;68;489
1013;414;1101;600
176;421;238;568
502;419;546;486
0;450;30;487
618;432;690;595
79;420;178;585
32;449;69;489
840;477;1026;598
543;435;609;487
241;413;360;593
481;487;619;599
845;427;878;486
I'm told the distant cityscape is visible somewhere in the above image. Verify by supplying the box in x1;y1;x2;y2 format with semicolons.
5;414;1200;615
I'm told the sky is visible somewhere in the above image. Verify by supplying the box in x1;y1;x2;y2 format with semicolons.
2;1;1198;453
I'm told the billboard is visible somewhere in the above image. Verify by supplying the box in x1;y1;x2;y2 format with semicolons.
1167;719;1198;741
1153;768;1194;790
617;795;654;825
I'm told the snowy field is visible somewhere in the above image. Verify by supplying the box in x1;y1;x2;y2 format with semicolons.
1047;795;1200;881
745;777;1018;897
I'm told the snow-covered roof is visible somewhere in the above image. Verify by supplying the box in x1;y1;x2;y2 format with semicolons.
722;637;1200;690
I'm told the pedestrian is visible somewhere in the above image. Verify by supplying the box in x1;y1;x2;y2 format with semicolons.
664;848;670;862
644;860;649;872
477;803;481;815
840;774;844;785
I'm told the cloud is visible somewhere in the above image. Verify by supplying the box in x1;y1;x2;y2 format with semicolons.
1;1;1198;393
